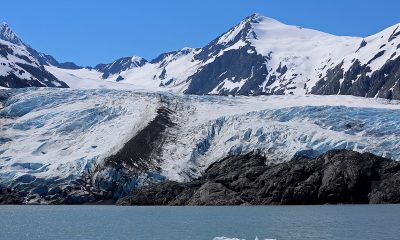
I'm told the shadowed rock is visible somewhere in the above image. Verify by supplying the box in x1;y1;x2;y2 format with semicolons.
0;186;23;204
117;150;400;205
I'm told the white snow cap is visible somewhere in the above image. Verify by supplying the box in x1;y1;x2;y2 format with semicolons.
131;55;146;62
248;13;283;24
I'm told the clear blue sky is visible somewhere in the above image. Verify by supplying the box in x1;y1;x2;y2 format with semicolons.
2;0;399;66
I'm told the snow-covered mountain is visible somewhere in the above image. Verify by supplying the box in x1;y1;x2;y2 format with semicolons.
85;47;203;91
2;14;400;99
1;88;399;203
311;23;400;99
94;56;148;79
0;22;70;88
49;13;400;99
186;13;361;96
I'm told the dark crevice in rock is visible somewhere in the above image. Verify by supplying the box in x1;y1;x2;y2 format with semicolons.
367;50;385;65
388;26;400;42
355;40;367;52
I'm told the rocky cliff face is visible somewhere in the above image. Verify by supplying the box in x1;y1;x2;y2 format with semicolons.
117;150;400;205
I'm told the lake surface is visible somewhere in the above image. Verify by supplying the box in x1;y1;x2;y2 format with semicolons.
0;205;399;240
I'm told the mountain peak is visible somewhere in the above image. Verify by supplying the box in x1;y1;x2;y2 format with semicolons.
246;13;263;22
245;13;285;26
131;55;147;63
0;22;24;45
213;14;286;47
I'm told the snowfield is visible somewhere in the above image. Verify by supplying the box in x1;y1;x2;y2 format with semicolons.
45;65;158;91
0;88;400;196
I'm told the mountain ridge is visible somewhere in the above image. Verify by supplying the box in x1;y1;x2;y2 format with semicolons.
1;14;400;99
57;13;399;99
0;22;82;69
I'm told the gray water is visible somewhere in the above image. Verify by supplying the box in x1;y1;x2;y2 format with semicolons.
0;205;399;240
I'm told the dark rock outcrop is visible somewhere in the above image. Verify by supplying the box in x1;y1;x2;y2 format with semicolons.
95;56;147;79
0;186;23;204
0;43;69;88
185;45;269;96
311;56;400;100
117;150;400;205
0;22;77;88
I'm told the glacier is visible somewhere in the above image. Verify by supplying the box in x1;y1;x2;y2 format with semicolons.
0;88;400;202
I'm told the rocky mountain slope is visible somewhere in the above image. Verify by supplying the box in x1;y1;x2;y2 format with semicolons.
94;56;148;79
118;150;400;205
0;22;70;88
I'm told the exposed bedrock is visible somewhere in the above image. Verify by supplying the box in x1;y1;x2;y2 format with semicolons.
0;186;23;204
117;150;400;205
311;56;400;100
